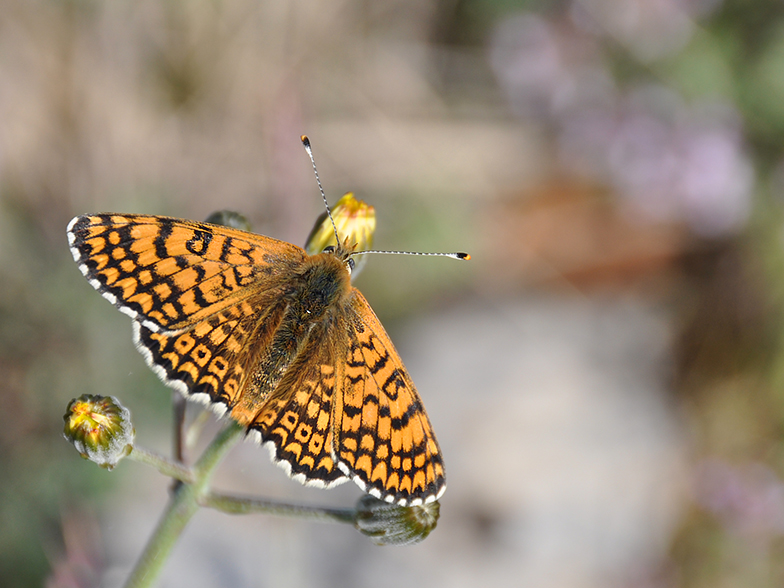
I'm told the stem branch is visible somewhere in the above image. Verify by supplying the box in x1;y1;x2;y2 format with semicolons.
128;446;193;484
201;492;357;525
122;422;244;588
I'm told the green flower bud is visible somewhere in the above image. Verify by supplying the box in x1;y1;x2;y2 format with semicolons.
63;394;135;470
204;210;253;232
354;494;440;545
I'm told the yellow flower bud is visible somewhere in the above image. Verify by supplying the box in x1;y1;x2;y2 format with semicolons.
305;192;376;278
63;395;135;470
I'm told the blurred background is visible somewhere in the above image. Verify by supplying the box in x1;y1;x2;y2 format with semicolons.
2;0;784;586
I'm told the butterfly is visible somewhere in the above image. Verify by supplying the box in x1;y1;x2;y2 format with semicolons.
67;170;467;506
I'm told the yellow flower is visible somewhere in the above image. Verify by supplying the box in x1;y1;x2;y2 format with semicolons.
305;192;376;278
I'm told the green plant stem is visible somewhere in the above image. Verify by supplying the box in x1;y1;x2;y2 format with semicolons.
172;394;187;463
128;446;194;484
122;421;244;588
201;491;357;524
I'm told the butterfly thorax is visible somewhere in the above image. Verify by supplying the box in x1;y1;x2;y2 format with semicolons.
232;250;353;420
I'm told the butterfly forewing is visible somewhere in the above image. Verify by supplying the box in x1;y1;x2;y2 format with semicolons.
67;214;306;332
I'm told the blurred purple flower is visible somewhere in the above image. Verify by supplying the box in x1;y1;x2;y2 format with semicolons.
610;103;752;236
570;0;723;62
559;91;753;237
490;10;753;238
695;459;784;541
489;14;612;118
674;125;754;236
607;108;681;221
489;14;563;117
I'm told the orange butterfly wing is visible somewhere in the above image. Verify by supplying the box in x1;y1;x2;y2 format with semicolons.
243;292;448;504
133;293;288;416
67;214;306;333
246;319;348;488
334;290;446;505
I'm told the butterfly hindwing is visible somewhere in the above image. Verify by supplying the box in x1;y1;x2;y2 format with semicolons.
67;214;306;333
335;290;446;505
248;323;348;488
133;293;289;412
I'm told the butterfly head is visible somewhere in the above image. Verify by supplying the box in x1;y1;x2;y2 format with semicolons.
321;238;358;275
305;190;375;280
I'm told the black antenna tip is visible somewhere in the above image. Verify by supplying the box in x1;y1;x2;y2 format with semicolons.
457;252;471;260
301;135;311;148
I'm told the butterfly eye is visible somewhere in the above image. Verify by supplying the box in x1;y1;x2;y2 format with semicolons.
347;257;355;273
323;245;336;254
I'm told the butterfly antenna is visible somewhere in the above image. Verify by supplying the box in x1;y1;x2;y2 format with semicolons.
301;135;470;262
354;249;471;261
301;135;340;243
